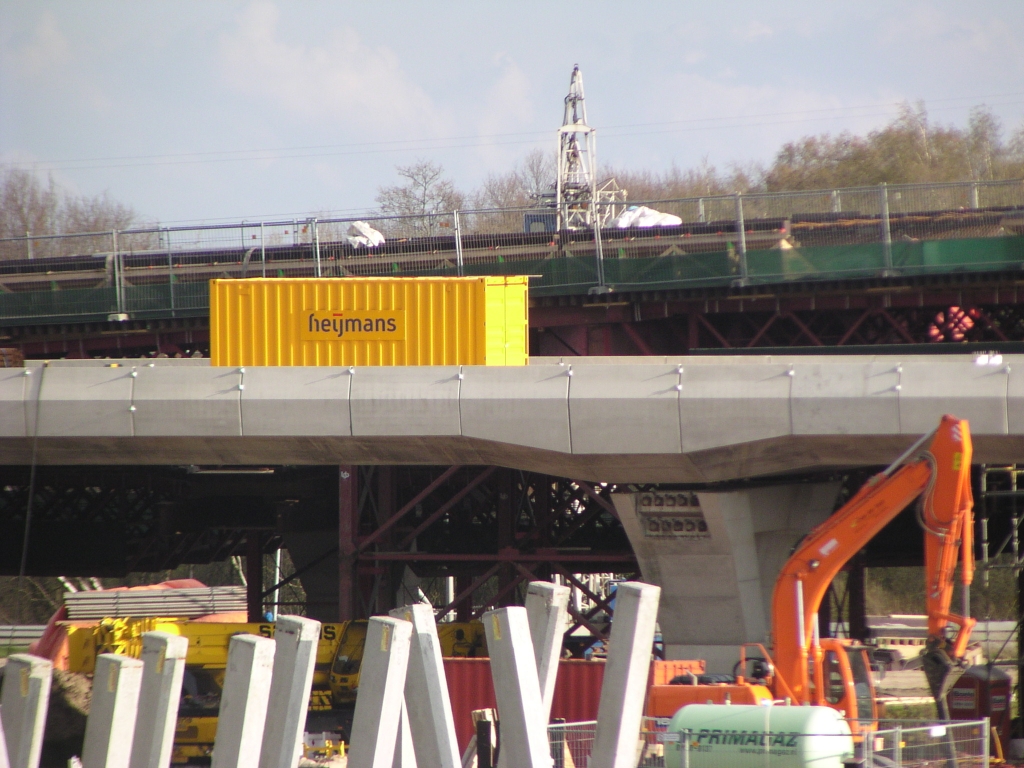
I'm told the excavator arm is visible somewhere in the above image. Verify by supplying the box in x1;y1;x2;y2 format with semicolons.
919;421;977;717
770;415;974;713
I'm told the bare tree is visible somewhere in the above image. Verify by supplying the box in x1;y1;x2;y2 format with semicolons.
0;168;60;241
376;160;464;238
473;148;555;210
0;166;144;260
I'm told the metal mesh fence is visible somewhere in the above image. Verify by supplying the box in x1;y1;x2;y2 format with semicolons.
547;718;990;768
548;720;597;768
0;233;120;322
867;720;990;768
0;178;1020;323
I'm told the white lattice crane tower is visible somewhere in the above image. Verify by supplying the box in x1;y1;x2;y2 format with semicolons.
556;66;597;229
554;66;626;230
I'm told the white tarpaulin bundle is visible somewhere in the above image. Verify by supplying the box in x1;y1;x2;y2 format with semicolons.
346;220;386;248
611;206;683;228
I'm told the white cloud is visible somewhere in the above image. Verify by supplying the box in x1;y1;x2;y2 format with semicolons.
17;11;70;75
603;70;896;171
218;1;449;140
739;21;774;41
471;56;537;167
877;4;1024;72
3;10;110;112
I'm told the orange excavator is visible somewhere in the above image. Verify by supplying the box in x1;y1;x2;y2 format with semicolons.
648;414;976;730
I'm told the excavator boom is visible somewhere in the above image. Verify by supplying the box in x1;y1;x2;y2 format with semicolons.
770;415;974;710
644;415;975;727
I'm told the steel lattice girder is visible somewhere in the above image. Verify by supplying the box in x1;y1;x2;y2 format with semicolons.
343;466;637;619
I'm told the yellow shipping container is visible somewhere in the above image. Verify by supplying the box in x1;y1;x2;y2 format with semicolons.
209;276;528;367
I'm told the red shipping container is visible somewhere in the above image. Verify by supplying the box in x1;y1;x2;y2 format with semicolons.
443;658;606;754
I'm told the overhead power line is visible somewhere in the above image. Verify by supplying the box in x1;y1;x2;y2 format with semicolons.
6;92;1024;173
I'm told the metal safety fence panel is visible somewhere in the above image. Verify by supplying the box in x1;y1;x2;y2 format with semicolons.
461;206;598;293
548;720;596;768
0;231;125;323
124;223;248;319
317;213;461;279
639;716;669;768
545;718;988;768
0;178;1020;325
867;719;990;768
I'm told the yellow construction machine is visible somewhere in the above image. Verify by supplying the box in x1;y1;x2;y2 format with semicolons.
65;617;485;762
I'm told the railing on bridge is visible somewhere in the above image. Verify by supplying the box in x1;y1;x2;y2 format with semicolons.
0;178;1021;325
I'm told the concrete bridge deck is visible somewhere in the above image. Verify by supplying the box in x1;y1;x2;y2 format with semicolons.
1;354;1021;482
4;354;1020;668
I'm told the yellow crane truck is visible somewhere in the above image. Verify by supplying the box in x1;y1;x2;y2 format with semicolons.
65;617;485;763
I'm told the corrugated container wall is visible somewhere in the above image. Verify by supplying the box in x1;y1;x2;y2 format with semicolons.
444;658;605;753
209;276;528;367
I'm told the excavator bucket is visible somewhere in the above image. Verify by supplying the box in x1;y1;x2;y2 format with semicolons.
921;640;957;720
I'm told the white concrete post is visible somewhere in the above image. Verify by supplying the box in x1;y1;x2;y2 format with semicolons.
389;604;459;768
129;633;189;768
0;707;9;768
590;582;661;768
211;634;276;768
391;703;418;768
347;617;413;768
0;655;51;768
82;654;145;768
525;581;570;721
259;616;322;768
481;607;549;768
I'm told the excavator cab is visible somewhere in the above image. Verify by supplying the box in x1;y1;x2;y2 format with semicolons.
814;640;877;732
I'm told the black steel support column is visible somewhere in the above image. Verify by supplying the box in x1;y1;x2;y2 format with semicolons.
246;532;263;623
496;468;515;607
375;467;397;614
455;574;473;622
338;466;358;621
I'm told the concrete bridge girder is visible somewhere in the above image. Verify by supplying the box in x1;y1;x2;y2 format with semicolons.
0;355;1020;483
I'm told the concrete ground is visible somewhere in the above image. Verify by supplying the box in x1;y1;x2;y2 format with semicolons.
876;665;1019;701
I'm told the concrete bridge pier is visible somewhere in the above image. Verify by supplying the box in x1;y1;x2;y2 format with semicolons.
613;480;841;673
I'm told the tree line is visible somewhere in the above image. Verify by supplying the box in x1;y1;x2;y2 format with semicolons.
379;104;1024;223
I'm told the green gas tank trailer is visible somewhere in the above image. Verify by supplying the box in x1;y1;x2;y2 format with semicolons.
664;704;854;768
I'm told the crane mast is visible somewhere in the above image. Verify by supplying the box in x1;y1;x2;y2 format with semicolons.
556;65;597;230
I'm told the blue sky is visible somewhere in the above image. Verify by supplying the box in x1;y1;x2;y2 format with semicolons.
2;1;1023;226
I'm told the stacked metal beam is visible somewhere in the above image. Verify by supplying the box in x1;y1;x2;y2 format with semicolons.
64;587;246;619
0;625;46;643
